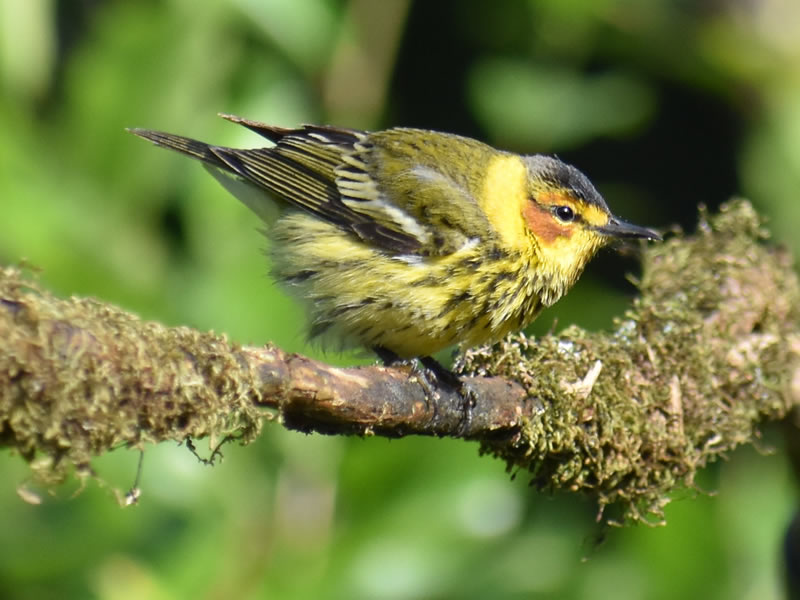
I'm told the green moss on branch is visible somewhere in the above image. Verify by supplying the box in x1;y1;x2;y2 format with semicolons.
1;200;798;523
459;200;800;522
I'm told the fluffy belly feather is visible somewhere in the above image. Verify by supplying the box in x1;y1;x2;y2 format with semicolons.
270;213;546;357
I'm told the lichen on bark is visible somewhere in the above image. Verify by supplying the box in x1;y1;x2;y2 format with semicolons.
459;200;800;522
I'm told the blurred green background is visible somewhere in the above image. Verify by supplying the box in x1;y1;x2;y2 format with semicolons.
1;0;799;598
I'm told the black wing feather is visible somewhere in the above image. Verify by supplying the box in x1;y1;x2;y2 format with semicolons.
129;122;423;255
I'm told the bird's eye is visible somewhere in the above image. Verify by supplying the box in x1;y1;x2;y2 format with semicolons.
554;205;575;222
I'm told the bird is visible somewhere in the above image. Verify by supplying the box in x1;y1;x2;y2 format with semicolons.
129;114;660;380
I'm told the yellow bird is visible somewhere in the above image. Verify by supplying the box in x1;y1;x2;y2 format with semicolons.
130;114;660;373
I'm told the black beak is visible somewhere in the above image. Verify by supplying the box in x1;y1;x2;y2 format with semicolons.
595;217;662;241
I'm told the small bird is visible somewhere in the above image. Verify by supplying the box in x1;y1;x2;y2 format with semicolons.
130;115;660;373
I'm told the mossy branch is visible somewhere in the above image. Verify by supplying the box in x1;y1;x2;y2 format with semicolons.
1;199;798;522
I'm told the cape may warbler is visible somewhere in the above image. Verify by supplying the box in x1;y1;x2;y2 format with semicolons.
130;115;660;367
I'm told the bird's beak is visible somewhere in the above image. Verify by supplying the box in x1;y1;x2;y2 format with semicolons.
595;217;662;241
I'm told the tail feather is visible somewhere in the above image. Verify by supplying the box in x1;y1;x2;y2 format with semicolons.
217;114;293;143
127;128;233;173
128;127;283;223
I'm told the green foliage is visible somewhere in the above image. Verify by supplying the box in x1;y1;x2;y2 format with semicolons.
0;0;797;598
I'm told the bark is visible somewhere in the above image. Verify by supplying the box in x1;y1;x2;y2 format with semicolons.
1;200;798;522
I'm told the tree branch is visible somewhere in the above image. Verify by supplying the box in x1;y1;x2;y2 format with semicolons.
1;200;798;521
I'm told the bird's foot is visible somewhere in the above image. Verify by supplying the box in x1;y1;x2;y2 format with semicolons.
374;347;476;436
418;356;477;436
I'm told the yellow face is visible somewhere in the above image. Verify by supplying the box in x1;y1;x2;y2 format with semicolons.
522;180;612;287
477;153;656;291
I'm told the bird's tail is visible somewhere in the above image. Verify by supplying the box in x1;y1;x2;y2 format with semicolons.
127;126;282;224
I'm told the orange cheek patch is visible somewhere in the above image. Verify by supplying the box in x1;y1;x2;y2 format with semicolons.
522;201;571;244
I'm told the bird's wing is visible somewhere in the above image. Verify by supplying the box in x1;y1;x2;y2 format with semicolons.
130;116;497;256
338;127;499;255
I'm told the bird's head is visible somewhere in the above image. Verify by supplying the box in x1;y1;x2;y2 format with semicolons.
521;155;661;296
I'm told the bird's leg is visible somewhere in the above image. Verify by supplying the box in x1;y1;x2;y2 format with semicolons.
373;346;404;368
373;347;476;436
419;355;477;435
418;355;463;389
373;347;435;395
